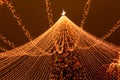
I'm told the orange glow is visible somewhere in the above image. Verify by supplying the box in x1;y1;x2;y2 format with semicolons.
0;0;120;79
0;16;119;79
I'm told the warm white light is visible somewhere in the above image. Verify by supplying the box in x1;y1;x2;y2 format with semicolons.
61;9;66;16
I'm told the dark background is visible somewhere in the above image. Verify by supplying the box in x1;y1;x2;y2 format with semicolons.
0;0;120;50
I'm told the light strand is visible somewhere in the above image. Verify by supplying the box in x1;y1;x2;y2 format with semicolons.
80;0;91;28
0;15;119;80
4;0;33;41
0;34;16;48
101;20;120;40
0;46;8;52
77;19;120;50
3;0;47;55
45;0;54;27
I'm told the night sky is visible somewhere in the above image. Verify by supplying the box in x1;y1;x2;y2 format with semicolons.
0;0;120;49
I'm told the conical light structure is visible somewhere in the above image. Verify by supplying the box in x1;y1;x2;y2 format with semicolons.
0;16;120;79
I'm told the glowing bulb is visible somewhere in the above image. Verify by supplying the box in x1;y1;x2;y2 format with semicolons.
61;9;66;16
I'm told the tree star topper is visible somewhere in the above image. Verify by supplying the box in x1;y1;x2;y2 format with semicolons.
61;9;66;16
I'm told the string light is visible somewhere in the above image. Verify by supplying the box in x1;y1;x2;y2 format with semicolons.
0;46;8;52
45;0;54;27
0;16;119;79
4;0;33;41
80;0;91;28
0;34;16;48
101;20;120;40
0;0;120;79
